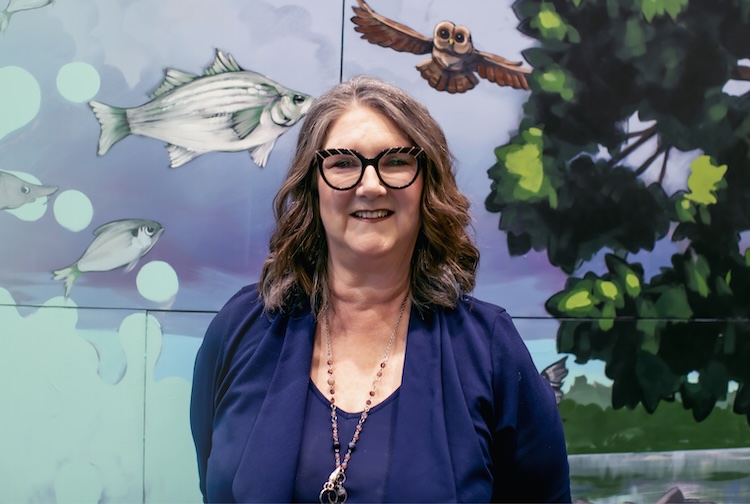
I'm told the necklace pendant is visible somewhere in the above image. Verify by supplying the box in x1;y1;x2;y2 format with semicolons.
319;467;348;503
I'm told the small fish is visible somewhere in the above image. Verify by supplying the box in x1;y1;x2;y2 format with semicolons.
90;49;315;168
0;0;54;33
52;219;164;298
0;171;58;210
540;356;569;405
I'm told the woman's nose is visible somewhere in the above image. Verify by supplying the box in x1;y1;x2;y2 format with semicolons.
356;163;387;196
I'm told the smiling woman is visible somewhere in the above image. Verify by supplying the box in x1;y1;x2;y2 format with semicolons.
190;75;571;503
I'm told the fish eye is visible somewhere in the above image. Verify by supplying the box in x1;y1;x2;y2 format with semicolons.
144;226;156;236
455;33;465;43
293;94;306;105
439;28;450;39
21;185;30;194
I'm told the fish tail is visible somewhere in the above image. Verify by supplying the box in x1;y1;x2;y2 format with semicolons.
89;100;131;155
52;265;81;298
0;11;11;32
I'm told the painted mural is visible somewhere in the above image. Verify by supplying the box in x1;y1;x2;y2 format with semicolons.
0;0;748;502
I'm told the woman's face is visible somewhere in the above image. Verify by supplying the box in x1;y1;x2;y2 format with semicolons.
317;105;424;268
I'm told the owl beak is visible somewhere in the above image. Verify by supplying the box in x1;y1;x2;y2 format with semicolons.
449;38;454;45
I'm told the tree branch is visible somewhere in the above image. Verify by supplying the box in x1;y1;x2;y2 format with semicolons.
609;125;658;167
731;65;750;81
634;145;668;176
657;146;672;184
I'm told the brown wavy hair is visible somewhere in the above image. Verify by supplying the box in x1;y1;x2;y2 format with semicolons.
259;75;478;314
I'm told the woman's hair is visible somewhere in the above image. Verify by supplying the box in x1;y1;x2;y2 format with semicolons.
258;75;479;314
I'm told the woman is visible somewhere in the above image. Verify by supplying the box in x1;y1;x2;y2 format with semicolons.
190;75;571;503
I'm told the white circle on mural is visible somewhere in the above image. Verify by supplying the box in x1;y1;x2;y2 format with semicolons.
136;260;179;302
53;190;93;232
0;66;40;140
56;62;101;103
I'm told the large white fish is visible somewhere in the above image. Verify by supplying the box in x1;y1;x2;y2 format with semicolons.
0;0;54;33
90;49;315;168
52;218;164;298
0;171;58;210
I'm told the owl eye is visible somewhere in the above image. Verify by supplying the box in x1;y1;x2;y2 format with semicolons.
293;94;306;105
21;185;31;194
455;33;465;43
439;28;451;39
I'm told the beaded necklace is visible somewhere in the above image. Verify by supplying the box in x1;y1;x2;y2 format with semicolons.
318;296;409;504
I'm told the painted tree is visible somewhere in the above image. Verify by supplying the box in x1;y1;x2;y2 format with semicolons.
486;0;750;422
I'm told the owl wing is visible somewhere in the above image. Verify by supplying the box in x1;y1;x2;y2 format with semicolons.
540;356;569;405
351;0;433;55
471;49;531;90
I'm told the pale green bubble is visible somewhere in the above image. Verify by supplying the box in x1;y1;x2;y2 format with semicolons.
0;291;200;501
136;261;179;303
2;170;53;221
53;190;94;232
55;461;103;504
0;66;41;140
57;62;101;103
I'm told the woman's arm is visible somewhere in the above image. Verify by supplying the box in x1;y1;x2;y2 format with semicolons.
490;311;572;503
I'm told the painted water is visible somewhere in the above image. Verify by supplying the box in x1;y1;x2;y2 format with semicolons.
570;448;750;503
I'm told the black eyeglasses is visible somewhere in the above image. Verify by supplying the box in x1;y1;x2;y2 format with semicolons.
315;146;424;191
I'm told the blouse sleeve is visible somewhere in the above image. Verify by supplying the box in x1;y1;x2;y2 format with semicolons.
490;310;572;503
189;287;250;501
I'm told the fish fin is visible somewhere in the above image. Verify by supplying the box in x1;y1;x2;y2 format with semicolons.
166;144;201;168
204;49;243;75
89;100;131;155
251;139;276;168
123;258;140;273
52;265;81;299
0;11;11;32
150;69;200;98
232;107;264;139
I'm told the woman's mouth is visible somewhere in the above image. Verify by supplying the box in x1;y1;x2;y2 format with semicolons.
352;210;392;219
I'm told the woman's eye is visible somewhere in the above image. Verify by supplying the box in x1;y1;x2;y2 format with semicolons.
331;159;357;169
385;157;409;166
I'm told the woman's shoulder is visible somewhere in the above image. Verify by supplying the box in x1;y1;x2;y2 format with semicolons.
201;284;269;352
435;294;528;355
442;294;512;327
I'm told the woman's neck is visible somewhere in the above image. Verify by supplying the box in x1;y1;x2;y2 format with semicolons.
326;260;411;311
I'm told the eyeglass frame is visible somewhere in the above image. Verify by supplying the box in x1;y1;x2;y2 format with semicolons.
314;146;425;191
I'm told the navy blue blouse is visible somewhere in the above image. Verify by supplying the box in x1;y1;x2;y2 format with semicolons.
190;284;571;502
292;382;399;502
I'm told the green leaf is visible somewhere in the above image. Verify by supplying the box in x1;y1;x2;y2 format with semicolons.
654;285;693;319
595;280;619;301
674;196;696;223
641;0;688;22
641;0;657;22
684;155;728;206
532;4;568;41
623;18;647;57
598;302;616;331
537;68;577;101
624;272;642;298
685;254;711;297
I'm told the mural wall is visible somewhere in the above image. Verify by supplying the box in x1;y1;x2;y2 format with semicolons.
0;0;748;502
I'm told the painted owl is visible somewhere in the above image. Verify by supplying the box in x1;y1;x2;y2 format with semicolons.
351;0;531;94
